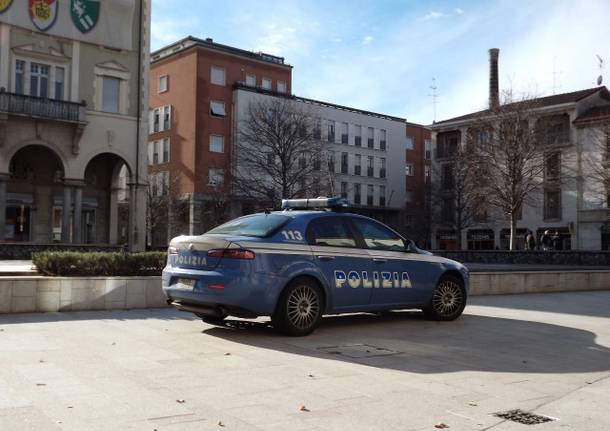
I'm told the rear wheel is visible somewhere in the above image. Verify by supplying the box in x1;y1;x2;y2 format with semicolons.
423;275;466;321
272;278;323;336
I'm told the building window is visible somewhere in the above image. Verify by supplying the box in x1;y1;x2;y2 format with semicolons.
328;152;335;173
159;75;168;93
544;189;561;220
425;165;431;183
55;67;65;100
246;74;256;86
313;120;321;140
425;139;432;160
147;141;154;165
153;140;160;164
406;136;414;150
340;182;348;198
545;152;561;182
467;229;495;250
209;135;224;153
380;129;386;151
163;105;171;130
208;168;224;186
152;108;160;132
162;138;170;163
354;183;361;204
405;191;414;203
436;132;459;159
15;60;25;94
355;125;362;147
441;164;454;190
30;63;50;98
380;158;386;178
341;152;348;174
379;185;386;206
262;78;272;90
341;122;348;144
367;184;374;205
210;100;226;118
367;156;374;177
368;127;374;148
313;155;321;171
277;80;287;93
328;121;335;142
405;163;414;176
102;76;120;113
442;197;455;223
210;66;225;86
354;154;362;175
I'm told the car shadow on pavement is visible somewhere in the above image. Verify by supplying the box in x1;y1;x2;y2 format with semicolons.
204;310;610;375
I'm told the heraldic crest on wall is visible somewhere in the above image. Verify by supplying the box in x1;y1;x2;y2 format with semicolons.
29;0;58;32
0;0;13;14
71;0;100;33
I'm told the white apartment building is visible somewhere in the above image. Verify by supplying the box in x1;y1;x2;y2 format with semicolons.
0;0;150;249
233;86;410;223
430;50;610;250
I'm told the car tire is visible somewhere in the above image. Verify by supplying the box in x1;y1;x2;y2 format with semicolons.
272;278;324;336
422;275;467;321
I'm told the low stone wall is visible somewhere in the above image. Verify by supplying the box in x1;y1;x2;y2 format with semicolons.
0;244;125;260
1;271;610;313
469;271;610;296
434;250;610;266
0;277;166;313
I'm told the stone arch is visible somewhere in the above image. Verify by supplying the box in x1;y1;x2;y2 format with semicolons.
4;144;67;242
3;140;69;176
82;152;133;245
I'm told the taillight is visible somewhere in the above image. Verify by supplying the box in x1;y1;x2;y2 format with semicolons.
207;248;255;260
168;246;178;255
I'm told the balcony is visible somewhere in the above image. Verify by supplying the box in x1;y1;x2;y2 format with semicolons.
0;91;86;124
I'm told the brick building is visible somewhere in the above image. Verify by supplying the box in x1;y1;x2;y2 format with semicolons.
147;37;292;245
404;123;432;247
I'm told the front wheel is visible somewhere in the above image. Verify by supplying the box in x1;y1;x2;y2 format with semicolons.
272;278;323;336
423;275;466;321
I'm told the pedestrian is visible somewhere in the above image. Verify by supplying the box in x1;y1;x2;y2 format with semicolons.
525;230;536;251
541;230;552;251
552;230;563;251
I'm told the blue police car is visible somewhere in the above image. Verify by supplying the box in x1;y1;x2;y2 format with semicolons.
162;197;469;336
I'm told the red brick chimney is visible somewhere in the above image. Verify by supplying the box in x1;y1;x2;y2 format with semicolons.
489;48;500;110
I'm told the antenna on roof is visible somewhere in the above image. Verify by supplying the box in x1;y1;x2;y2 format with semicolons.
428;77;439;123
596;54;604;86
552;56;562;95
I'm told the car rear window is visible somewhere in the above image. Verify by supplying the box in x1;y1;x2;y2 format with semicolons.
206;214;290;237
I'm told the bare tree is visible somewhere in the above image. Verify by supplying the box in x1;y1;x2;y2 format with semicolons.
430;140;483;249
583;122;610;208
233;97;331;207
146;171;188;248
469;91;548;250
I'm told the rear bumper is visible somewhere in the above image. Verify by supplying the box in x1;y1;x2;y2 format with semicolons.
162;266;285;317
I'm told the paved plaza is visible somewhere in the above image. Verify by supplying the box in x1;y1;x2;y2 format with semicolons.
0;291;609;430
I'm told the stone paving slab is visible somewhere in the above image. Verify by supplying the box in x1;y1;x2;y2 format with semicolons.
0;291;609;430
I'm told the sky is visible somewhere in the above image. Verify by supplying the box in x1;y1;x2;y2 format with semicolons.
151;0;610;125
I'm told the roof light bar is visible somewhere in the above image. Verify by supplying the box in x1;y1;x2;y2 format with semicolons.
281;197;349;210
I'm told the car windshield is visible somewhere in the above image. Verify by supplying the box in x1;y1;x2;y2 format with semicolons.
206;214;290;237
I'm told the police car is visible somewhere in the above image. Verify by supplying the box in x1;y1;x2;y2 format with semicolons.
162;197;469;336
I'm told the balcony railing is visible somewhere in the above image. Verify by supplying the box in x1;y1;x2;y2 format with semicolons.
0;91;86;123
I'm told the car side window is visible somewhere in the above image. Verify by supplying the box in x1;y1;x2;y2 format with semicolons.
351;218;406;252
307;217;357;248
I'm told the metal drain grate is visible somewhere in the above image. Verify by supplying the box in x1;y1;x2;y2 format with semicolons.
494;409;555;425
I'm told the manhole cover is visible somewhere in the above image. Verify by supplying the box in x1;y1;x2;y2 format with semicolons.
494;409;555;425
316;343;401;358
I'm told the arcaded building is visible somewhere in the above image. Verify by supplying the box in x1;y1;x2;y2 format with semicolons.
0;0;150;249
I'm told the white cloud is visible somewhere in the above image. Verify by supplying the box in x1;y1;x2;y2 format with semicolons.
423;11;447;20
362;35;374;45
455;8;465;15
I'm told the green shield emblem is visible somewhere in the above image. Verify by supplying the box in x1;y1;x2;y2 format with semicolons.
71;0;100;33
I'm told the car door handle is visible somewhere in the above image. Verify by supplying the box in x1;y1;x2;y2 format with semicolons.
316;255;335;261
372;258;387;263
